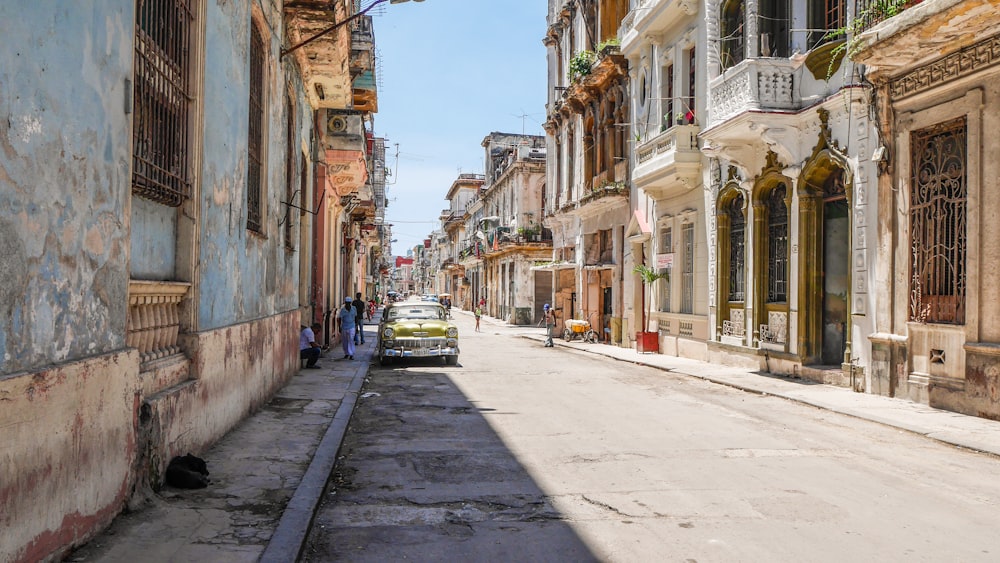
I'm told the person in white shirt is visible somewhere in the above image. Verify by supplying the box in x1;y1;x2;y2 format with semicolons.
300;323;322;368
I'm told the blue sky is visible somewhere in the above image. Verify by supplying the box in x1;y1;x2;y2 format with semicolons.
373;0;548;254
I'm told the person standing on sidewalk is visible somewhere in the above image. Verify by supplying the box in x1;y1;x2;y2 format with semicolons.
339;297;357;360
543;304;557;347
352;292;366;345
474;305;482;332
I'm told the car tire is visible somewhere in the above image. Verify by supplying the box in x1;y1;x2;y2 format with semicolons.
445;355;458;366
378;353;392;366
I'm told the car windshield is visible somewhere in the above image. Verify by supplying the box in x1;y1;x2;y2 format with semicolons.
387;306;445;321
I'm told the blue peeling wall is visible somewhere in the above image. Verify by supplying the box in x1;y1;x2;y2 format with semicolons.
197;1;304;331
0;3;133;375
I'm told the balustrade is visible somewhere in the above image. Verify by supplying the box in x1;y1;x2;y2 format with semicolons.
127;280;190;365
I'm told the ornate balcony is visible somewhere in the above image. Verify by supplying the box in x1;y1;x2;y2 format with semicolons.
619;0;699;53
853;0;998;80
708;59;798;127
632;124;702;197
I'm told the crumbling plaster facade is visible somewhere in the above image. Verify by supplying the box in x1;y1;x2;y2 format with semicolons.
0;1;327;560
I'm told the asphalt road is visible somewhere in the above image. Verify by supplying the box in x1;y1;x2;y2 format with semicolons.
303;311;1000;562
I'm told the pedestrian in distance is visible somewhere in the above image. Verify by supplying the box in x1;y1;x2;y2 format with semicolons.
474;306;482;332
543;304;557;347
300;323;323;368
352;292;366;345
339;297;357;360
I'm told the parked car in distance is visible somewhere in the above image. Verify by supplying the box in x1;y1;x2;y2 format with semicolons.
377;301;459;366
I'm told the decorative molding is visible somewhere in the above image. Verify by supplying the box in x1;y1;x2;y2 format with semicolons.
890;33;1000;100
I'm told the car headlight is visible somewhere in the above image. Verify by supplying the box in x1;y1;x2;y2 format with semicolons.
446;327;458;338
383;327;394;338
447;339;457;347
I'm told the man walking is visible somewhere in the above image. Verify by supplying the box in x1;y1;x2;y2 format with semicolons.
352;292;366;345
339;297;357;360
543;304;556;347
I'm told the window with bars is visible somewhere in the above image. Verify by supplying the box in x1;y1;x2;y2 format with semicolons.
659;228;672;312
132;0;195;207
681;222;694;314
767;185;788;303
909;117;967;324
247;23;265;233
284;96;295;249
727;194;746;302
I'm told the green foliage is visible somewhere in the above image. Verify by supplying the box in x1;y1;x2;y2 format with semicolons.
596;38;620;53
569;50;596;80
823;0;909;79
633;264;667;333
633;264;668;285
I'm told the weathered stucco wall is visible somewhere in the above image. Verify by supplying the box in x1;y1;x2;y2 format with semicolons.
0;3;133;375
197;0;304;331
0;350;140;563
2;2;310;561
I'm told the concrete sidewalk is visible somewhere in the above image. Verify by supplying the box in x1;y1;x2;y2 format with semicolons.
68;327;376;563
487;311;1000;459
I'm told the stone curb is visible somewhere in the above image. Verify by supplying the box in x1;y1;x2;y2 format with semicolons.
259;343;370;562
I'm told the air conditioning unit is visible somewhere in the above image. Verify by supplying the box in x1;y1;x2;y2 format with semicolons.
325;109;363;137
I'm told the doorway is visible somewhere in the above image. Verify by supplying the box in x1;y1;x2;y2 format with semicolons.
821;199;849;365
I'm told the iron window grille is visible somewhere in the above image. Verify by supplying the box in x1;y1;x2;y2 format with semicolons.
284;96;295;249
909;116;967;324
767;185;788;303
246;23;265;233
131;0;195;207
727;194;746;302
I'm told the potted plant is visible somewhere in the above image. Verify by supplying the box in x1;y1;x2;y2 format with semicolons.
633;263;668;353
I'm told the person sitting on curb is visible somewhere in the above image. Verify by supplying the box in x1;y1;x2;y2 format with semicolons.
300;323;323;369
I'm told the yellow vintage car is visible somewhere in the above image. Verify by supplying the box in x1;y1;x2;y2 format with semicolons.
377;301;459;366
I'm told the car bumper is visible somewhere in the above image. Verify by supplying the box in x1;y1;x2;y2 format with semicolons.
381;345;459;358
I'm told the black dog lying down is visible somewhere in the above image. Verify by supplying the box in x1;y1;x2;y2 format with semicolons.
165;453;210;489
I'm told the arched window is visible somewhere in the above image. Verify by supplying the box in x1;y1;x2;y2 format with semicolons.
720;0;745;69
727;194;746;301
766;185;788;303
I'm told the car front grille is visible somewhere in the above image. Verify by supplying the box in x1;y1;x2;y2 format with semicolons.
395;338;447;349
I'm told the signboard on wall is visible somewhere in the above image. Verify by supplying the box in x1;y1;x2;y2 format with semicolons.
655;253;674;269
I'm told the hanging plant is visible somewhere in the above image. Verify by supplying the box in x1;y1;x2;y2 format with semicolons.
569;50;596;80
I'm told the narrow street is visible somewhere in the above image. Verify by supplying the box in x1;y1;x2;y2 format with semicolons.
302;311;1000;562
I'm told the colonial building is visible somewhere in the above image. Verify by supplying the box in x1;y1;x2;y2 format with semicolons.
543;0;631;342
440;174;486;308
620;0;710;359
475;133;550;325
699;0;880;385
853;0;1000;417
0;1;390;559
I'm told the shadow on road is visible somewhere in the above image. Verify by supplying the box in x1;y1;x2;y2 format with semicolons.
303;360;599;562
